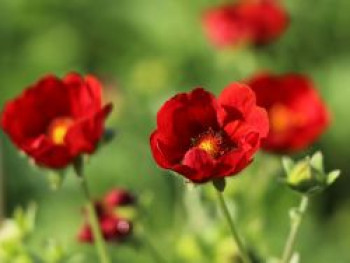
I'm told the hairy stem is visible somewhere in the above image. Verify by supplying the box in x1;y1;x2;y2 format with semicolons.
281;195;309;263
74;157;111;263
214;185;252;263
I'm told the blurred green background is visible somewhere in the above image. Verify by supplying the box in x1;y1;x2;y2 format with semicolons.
1;0;350;262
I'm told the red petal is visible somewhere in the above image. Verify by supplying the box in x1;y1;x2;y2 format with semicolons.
217;83;257;126
64;73;103;118
22;135;72;168
214;149;248;178
104;189;135;207
1;75;70;145
181;148;215;183
65;104;112;156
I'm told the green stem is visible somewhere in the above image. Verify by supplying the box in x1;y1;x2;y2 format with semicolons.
281;195;309;263
74;158;111;263
214;186;252;263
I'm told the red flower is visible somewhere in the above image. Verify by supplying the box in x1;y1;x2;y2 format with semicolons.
247;73;330;153
202;0;289;48
78;188;135;243
1;73;112;169
150;84;269;184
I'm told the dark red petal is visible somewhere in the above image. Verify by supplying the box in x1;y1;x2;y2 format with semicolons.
153;88;218;166
78;224;93;243
22;135;73;168
150;131;186;169
223;106;269;143
217;83;257;126
213;149;248;178
181;148;215;183
104;189;135;207
99;216;132;241
1;75;70;145
65;104;112;156
202;5;249;48
64;73;102;118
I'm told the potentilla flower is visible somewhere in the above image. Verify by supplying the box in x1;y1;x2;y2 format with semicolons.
78;189;135;243
247;73;330;153
1;73;112;169
202;0;289;48
150;84;269;184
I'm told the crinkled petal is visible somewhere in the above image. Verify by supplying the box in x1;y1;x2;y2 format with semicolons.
22;135;72;168
65;104;112;156
180;148;215;183
152;88;218;165
64;73;103;118
217;83;257;126
1;75;70;144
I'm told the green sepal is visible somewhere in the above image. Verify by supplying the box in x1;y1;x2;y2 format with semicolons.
213;178;226;192
282;156;295;175
327;170;340;185
310;151;324;172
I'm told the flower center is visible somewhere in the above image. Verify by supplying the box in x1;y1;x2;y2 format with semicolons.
269;104;304;134
47;117;74;145
193;129;230;158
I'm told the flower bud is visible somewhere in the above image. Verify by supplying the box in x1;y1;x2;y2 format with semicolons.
282;151;340;195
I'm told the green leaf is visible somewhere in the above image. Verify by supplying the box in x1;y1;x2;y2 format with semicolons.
310;151;324;172
327;170;341;185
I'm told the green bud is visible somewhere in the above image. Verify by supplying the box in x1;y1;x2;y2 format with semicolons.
282;151;340;195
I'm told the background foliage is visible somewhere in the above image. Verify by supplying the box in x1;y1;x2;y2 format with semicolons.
0;0;350;262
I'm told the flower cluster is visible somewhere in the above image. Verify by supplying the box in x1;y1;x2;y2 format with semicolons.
78;189;135;243
203;0;289;48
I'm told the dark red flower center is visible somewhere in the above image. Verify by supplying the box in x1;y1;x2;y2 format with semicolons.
47;117;74;145
192;128;233;158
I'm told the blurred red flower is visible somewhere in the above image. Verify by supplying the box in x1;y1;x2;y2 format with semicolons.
79;214;132;243
150;84;269;184
247;73;330;153
78;189;134;243
104;189;136;207
202;0;289;48
1;73;112;169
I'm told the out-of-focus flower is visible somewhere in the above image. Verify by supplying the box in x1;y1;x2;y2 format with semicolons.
282;151;340;194
150;84;269;184
104;189;136;207
1;73;112;169
202;0;289;48
78;215;132;243
78;188;135;243
247;73;330;153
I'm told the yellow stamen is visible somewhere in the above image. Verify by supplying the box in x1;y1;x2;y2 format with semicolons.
270;104;305;134
48;117;74;145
